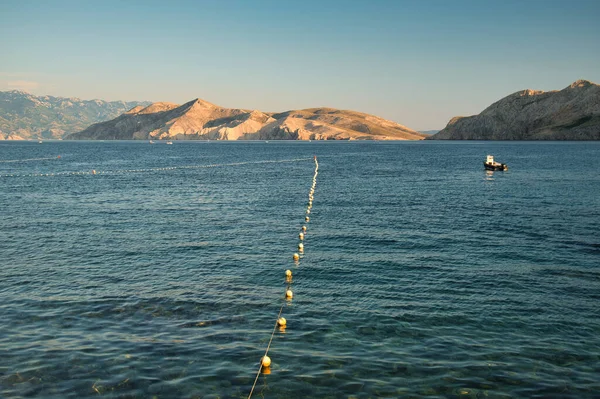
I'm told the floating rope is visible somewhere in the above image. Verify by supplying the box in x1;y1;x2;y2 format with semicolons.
0;157;311;179
0;155;61;163
248;155;319;399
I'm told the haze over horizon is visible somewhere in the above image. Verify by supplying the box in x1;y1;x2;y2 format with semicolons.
2;0;599;131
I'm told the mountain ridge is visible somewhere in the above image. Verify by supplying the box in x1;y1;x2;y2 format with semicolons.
0;90;150;140
68;99;425;141
428;80;600;140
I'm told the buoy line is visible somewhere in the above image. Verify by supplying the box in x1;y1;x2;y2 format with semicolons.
0;157;311;179
248;155;319;399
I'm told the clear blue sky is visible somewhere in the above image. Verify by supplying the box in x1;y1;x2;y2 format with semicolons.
2;0;599;130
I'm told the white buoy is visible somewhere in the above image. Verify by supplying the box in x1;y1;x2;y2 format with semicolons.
293;253;300;261
306;209;310;214
262;356;271;367
299;232;304;240
277;317;287;326
298;243;304;251
285;269;292;278
305;216;310;222
286;289;293;299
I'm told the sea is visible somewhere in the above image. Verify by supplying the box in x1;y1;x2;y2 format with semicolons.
1;140;599;399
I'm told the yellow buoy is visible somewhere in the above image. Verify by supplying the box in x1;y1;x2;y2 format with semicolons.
277;317;287;326
285;269;292;278
298;243;304;251
305;216;310;222
262;356;271;367
92;170;96;175
302;226;307;232
306;209;310;214
286;289;293;299
299;232;304;240
293;253;300;261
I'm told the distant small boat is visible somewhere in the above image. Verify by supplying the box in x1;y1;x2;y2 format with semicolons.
166;141;173;145
484;155;508;171
38;140;43;144
149;140;155;144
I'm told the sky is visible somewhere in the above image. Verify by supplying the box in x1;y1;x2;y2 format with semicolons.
1;0;599;131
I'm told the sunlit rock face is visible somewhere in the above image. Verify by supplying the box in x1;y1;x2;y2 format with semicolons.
429;80;600;140
69;100;426;141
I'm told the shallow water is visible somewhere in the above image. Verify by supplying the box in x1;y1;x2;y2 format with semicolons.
1;140;599;398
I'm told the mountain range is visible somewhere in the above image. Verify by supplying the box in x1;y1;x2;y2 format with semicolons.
0;90;150;140
428;80;600;140
67;99;425;141
3;80;599;141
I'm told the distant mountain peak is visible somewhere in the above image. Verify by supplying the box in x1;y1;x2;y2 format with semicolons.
189;98;218;108
8;89;30;95
569;79;595;89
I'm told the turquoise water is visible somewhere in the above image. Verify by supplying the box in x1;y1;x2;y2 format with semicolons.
1;141;599;398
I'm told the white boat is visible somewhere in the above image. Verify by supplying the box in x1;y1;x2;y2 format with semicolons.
484;155;508;171
149;140;155;144
166;141;173;145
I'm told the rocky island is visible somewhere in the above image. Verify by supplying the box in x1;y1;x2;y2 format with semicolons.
67;99;424;141
428;80;600;140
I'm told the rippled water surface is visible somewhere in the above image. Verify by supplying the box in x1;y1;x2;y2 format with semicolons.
1;140;599;398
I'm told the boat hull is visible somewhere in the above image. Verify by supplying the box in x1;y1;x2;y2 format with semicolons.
484;162;508;171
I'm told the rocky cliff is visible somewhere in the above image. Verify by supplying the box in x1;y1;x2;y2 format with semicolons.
428;80;600;140
68;99;425;141
0;90;150;140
